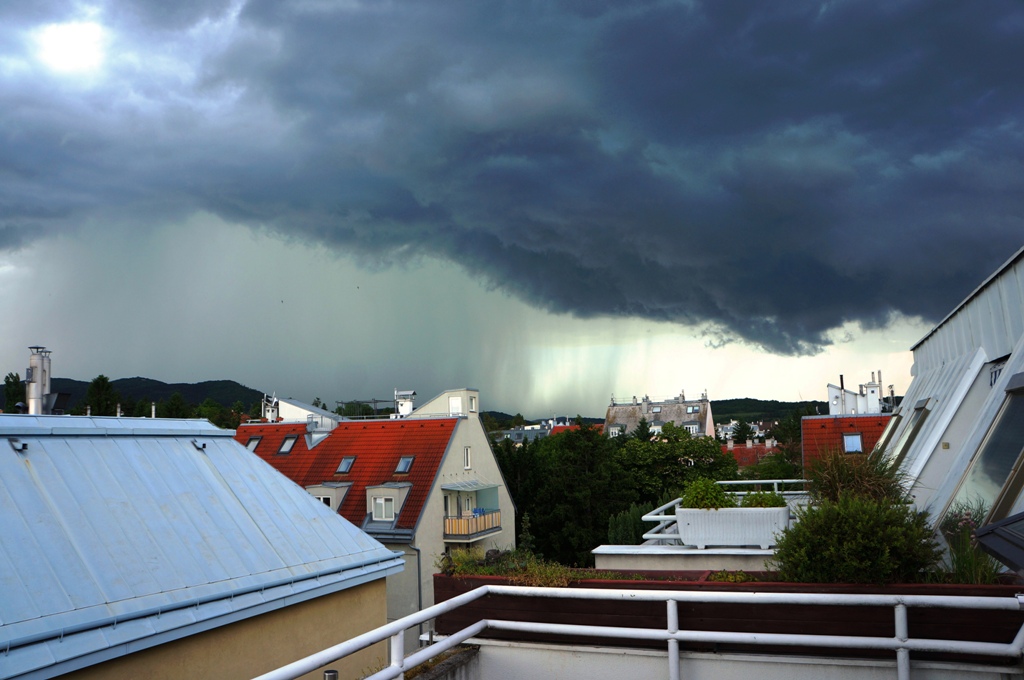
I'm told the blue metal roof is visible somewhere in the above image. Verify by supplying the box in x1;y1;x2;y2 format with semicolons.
0;415;403;679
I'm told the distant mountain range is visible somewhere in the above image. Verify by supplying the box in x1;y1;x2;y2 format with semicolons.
49;377;264;411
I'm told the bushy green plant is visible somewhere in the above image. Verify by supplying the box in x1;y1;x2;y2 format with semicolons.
740;490;787;508
939;500;1002;584
608;501;656;544
807;448;907;504
770;495;941;584
680;477;736;509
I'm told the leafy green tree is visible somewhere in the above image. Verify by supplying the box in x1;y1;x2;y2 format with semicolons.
527;418;636;566
619;426;738;505
83;375;121;416
133;398;153;418
3;372;25;412
511;413;526;428
311;397;324;409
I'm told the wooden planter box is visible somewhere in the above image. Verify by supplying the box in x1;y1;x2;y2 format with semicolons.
433;573;1024;665
675;506;789;549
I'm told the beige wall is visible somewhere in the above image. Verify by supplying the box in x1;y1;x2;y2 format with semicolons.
65;579;389;680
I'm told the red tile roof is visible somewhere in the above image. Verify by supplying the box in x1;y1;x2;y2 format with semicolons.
801;414;891;467
236;419;458;530
721;443;780;467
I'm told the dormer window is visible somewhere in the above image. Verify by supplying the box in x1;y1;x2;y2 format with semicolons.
373;496;395;521
396;456;414;473
245;436;262;452
278;436;297;455
337;456;356;474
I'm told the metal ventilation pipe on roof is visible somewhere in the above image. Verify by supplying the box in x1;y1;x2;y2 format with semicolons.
26;346;52;415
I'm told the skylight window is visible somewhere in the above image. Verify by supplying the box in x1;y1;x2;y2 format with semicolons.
953;379;1024;523
843;433;863;453
245;436;262;452
337;456;356;474
396;456;414;473
888;399;932;469
873;411;902;454
278;435;297;455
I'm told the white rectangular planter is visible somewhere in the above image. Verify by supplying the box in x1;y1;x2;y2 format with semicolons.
675;506;790;550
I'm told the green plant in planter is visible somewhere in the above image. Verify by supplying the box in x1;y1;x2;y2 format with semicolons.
680;477;736;509
807;448;907;504
740;490;787;508
939;500;1002;584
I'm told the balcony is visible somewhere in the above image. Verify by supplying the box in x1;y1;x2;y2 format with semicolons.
444;509;501;542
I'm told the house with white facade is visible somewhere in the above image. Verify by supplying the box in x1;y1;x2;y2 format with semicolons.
235;387;515;649
877;245;1024;528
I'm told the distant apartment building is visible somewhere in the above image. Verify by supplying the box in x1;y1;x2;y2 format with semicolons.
604;390;714;438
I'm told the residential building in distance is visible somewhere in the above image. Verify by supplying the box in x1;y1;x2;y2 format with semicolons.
826;371;895;415
235;387;515;648
0;413;402;680
604;390;714;438
801;413;892;467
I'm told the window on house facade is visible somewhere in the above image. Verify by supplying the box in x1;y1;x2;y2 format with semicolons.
245;436;261;452
843;433;864;453
278;435;297;455
449;396;463;415
469;396;477;412
652;406;662;413
372;496;395;521
464;446;472;469
953;379;1024;523
314;495;331;508
396;456;414;473
336;456;356;473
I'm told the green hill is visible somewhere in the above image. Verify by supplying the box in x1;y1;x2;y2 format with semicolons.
49;377;263;412
711;398;827;424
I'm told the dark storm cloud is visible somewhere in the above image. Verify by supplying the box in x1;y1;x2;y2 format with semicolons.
3;0;1023;354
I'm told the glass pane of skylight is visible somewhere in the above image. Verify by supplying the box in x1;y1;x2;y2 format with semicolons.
950;393;1024;521
278;436;296;454
396;456;414;473
245;437;261;451
337;456;355;473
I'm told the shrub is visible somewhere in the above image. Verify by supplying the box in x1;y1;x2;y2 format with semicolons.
770;495;941;584
680;477;736;509
740;490;787;508
608;502;656;545
939;500;1002;584
807;448;907;504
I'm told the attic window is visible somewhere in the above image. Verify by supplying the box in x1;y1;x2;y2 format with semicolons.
337;456;356;474
278;436;297;455
843;433;863;453
245;436;262;452
652;406;662;413
396;456;414;473
373;496;395;521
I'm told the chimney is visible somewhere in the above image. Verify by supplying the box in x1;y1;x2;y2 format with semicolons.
746;438;753;448
26;346;53;415
151;401;156;418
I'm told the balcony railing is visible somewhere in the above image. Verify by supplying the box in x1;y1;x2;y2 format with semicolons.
444;510;501;541
641;478;810;545
253;585;1024;680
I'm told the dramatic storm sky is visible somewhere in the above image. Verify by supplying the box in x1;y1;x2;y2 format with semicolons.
1;0;1022;416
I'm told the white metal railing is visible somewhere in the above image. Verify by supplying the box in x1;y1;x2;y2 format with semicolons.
252;585;1024;680
641;479;810;544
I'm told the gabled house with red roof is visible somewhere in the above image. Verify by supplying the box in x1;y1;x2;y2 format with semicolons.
235;388;515;647
801;413;892;467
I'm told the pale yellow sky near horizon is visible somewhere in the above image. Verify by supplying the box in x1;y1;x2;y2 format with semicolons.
0;213;930;417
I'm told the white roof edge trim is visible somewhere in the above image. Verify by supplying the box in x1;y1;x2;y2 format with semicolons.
911;244;1024;351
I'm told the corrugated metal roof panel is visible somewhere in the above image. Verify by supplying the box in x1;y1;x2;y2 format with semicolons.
0;414;402;679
